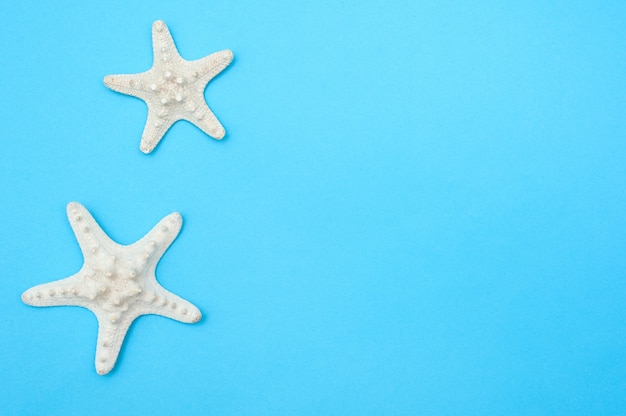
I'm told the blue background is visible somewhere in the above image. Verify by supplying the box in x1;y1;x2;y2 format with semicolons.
1;1;625;414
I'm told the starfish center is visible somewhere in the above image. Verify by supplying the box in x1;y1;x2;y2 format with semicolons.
149;68;190;107
73;239;160;320
82;256;144;316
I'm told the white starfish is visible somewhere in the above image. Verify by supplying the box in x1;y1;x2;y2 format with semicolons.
104;20;233;153
21;202;202;375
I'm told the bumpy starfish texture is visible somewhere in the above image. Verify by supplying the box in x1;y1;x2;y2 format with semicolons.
22;202;202;375
104;20;233;153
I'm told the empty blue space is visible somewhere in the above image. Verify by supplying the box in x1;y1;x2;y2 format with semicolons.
0;1;625;414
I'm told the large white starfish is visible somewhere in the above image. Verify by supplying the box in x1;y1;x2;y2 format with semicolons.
104;20;233;153
21;202;202;375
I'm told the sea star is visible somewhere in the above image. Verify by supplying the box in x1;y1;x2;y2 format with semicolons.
21;202;202;375
104;20;233;153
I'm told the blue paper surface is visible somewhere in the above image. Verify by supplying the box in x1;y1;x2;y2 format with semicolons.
1;1;625;414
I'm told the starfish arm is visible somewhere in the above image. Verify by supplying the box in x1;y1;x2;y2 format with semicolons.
131;212;183;268
139;107;176;153
94;311;137;375
192;49;234;86
184;100;226;139
142;284;202;324
22;273;86;307
103;72;152;100
151;20;181;65
66;202;119;257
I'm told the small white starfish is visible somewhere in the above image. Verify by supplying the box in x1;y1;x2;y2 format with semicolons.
104;20;233;153
21;202;202;375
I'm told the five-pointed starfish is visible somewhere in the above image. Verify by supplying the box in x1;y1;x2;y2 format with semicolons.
104;20;233;153
21;202;202;375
